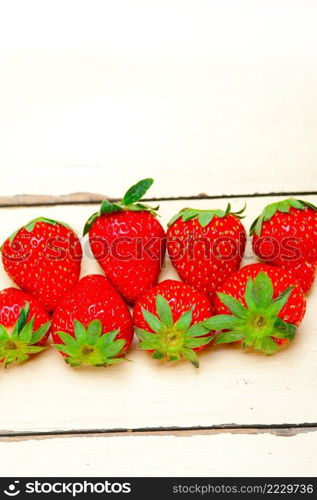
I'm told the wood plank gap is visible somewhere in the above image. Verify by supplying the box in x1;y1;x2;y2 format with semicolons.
1;422;317;441
0;191;317;208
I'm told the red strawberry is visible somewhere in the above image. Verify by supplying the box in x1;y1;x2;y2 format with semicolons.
167;204;246;297
204;263;306;355
84;179;166;304
0;288;51;367
52;274;133;367
2;217;82;312
133;279;215;367
250;198;317;292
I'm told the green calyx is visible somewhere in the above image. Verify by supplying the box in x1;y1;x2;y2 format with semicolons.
83;178;159;235
53;319;126;367
136;295;213;367
203;272;296;355
250;198;317;236
167;203;246;228
8;217;71;243
0;303;51;367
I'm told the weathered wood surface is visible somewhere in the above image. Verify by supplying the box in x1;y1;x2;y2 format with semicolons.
1;431;317;477
1;1;317;198
0;196;316;436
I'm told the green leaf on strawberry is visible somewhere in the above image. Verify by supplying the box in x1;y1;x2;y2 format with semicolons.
53;319;126;367
0;303;51;367
83;178;159;235
203;272;296;355
121;178;154;205
136;294;213;367
167;203;246;228
250;198;317;236
8;217;71;242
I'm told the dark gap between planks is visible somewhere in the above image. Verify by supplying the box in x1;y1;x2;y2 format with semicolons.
1;422;317;440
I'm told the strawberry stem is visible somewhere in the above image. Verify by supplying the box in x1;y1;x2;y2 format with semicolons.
8;217;71;243
53;319;126;367
83;178;159;235
136;295;214;367
0;303;50;367
167;203;246;228
250;198;317;236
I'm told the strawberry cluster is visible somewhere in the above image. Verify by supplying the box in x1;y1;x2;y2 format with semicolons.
0;179;314;368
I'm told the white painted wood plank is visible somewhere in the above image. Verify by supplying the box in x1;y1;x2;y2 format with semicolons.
0;195;317;433
1;431;317;477
1;1;317;197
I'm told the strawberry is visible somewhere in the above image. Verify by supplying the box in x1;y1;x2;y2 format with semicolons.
1;217;82;312
0;288;51;367
204;263;306;355
133;279;215;367
83;179;166;304
167;204;246;297
250;198;317;292
52;274;134;367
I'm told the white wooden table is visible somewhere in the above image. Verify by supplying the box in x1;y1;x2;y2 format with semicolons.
1;194;317;477
1;0;317;477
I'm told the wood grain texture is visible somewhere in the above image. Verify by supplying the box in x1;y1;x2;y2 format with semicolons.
1;431;317;476
0;195;316;434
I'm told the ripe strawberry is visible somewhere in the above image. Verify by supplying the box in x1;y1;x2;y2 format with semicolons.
167;204;246;297
0;288;51;367
52;274;134;367
204;263;306;355
133;279;215;367
84;179;166;304
250;198;317;292
1;217;82;312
